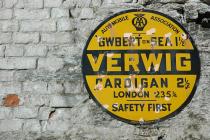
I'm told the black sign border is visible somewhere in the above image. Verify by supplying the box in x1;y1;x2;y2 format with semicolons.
82;9;201;125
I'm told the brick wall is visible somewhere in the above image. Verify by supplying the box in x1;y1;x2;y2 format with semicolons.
0;0;209;139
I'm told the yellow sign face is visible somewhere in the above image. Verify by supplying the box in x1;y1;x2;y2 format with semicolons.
82;9;200;124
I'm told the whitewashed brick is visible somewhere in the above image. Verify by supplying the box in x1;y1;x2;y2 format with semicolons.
0;82;21;94
14;106;38;119
16;0;43;9
24;45;48;57
70;8;81;18
20;20;56;32
0;1;3;7
0;71;14;82
0;58;37;69
49;108;72;120
47;45;79;57
38;107;55;120
68;65;81;73
14;0;24;8
15;9;50;20
102;0;120;4
0;95;3;106
49;95;84;107
13;70;29;82
57;18;74;31
23;94;50;106
13;33;39;44
23;81;48;94
0;9;12;19
0;33;12;44
3;0;18;8
76;0;91;7
122;0;133;2
79;8;95;19
23;119;41;132
0;20;19;32
0;107;13;119
51;8;69;18
42;120;71;132
38;57;64;72
91;0;102;7
64;81;82;94
0;45;5;57
48;81;64;94
62;0;76;8
0;120;22;132
42;32;74;44
44;0;62;7
5;45;24;57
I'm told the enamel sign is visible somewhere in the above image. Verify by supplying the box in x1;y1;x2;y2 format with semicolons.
82;9;200;124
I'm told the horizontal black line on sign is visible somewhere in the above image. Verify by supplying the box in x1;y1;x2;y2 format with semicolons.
86;48;194;51
84;73;198;75
84;50;195;53
126;100;157;101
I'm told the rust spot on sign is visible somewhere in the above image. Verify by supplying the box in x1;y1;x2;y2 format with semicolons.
3;94;20;107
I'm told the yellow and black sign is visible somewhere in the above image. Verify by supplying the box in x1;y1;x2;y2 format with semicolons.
82;9;200;124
